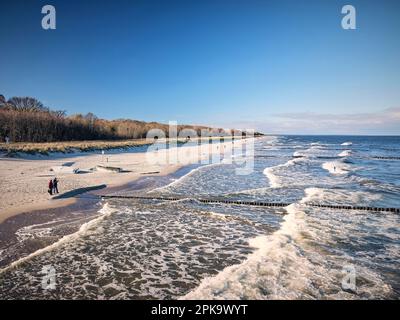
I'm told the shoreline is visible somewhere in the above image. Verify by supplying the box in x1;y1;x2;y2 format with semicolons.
0;162;182;225
0;137;249;225
0;162;206;271
0;198;77;225
0;137;254;270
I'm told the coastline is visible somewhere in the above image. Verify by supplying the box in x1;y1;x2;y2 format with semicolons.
0;137;247;227
0;137;253;272
0;198;76;225
0;157;178;225
0;161;183;225
0;162;205;270
1;135;399;300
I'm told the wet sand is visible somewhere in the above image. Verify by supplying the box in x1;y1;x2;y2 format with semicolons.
0;139;241;224
0;163;203;269
0;139;245;269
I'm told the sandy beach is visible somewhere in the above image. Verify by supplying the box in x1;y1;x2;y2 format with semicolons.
0;139;242;224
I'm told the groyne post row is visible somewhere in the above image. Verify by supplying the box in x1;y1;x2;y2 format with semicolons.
99;195;400;213
253;155;400;160
371;156;400;160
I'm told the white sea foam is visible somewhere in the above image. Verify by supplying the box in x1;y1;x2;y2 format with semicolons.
341;142;353;146
292;145;326;158
263;159;297;188
206;211;229;220
182;193;394;300
150;163;224;193
300;187;323;203
338;150;352;157
301;187;381;205
1;135;397;300
263;167;281;188
293;151;304;157
0;200;266;299
181;204;313;300
322;161;351;175
0;203;117;275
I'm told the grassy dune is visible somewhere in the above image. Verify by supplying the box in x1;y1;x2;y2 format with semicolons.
0;139;152;155
0;136;242;156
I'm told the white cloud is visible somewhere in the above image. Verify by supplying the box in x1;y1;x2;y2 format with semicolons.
216;108;400;135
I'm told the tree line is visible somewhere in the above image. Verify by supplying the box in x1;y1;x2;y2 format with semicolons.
0;95;236;143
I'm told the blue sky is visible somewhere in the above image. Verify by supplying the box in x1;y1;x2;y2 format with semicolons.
0;0;399;134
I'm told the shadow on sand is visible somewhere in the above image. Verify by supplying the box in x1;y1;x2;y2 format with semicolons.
52;184;107;199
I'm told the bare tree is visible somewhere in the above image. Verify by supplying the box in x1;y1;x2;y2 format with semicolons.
0;95;230;142
51;110;67;118
7;97;48;112
0;94;9;110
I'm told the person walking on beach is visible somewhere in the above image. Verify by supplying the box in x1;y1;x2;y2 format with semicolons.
53;177;59;194
48;179;53;195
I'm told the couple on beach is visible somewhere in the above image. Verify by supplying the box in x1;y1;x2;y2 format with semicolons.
48;177;59;195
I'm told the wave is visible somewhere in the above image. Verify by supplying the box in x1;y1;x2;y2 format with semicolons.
0;203;117;275
338;150;352;157
341;142;353;146
200;210;263;228
181;203;309;299
149;163;225;193
322;161;351;175
263;158;298;188
182;189;394;300
349;175;400;195
301;187;381;206
263;167;281;188
292;151;305;157
292;145;327;158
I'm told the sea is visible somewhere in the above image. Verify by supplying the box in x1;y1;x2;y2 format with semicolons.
0;135;399;299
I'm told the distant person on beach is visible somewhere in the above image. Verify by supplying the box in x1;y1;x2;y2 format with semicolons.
5;136;10;144
48;179;53;195
53;177;59;194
